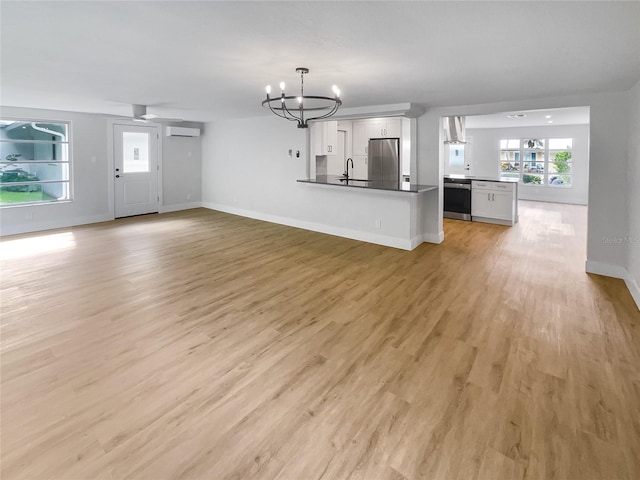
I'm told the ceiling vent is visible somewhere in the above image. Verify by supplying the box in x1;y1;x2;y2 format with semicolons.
443;116;467;144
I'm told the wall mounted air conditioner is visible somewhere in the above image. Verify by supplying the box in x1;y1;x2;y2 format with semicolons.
166;126;200;137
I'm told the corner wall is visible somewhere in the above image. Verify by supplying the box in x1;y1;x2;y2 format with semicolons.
626;81;640;309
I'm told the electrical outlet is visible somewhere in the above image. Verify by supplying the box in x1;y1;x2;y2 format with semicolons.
375;219;381;229
187;193;192;201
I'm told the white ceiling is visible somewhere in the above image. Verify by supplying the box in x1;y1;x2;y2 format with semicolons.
466;106;591;129
1;1;639;123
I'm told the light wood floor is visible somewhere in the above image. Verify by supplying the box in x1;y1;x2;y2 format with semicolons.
1;201;639;480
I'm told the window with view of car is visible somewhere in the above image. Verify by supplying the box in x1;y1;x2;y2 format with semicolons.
499;137;572;187
0;120;71;206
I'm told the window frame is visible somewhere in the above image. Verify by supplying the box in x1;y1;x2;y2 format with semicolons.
498;137;573;187
0;118;73;207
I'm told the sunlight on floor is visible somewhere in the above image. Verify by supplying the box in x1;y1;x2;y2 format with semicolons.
0;231;77;260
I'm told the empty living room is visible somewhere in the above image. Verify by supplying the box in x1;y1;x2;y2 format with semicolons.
1;2;639;479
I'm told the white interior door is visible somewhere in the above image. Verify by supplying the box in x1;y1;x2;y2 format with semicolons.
114;124;159;218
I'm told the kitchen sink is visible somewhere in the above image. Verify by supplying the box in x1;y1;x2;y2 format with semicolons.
338;177;371;182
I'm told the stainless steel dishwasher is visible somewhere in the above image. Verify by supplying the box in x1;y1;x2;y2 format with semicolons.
443;177;472;221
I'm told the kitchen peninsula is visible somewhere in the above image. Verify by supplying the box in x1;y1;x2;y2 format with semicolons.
298;175;437;193
296;175;440;251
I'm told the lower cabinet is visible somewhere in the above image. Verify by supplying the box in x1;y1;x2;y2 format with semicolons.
471;181;518;225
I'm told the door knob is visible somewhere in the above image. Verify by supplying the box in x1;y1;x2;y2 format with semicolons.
115;175;120;178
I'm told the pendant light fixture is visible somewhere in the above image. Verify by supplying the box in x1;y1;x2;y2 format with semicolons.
262;67;341;128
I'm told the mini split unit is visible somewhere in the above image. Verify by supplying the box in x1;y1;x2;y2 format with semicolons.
165;126;200;137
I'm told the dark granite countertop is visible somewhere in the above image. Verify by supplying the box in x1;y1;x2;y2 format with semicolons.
444;174;519;183
298;176;438;193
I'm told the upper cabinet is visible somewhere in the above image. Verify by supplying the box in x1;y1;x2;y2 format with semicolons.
367;118;402;138
352;118;402;156
314;120;338;156
352;121;369;156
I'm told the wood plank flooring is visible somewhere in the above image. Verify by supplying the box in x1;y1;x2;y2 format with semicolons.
1;201;639;480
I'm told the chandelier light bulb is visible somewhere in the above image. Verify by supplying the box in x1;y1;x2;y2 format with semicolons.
261;68;342;128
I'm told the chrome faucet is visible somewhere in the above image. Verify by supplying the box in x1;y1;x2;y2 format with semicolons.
345;158;354;179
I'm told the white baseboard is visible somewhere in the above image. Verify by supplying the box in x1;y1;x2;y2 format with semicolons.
586;260;640;311
425;230;445;244
0;214;112;237
203;202;416;250
625;274;640;312
410;231;445;249
159;202;203;213
585;260;627;279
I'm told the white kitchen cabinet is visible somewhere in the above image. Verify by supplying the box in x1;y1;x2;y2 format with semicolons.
352;155;368;179
352;121;369;156
471;180;518;225
368;118;402;138
352;118;402;157
314;120;338;156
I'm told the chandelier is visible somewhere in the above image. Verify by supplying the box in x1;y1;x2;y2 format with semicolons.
262;67;341;128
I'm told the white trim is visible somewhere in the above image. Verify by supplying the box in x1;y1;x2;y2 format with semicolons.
624;274;640;312
585;259;627;279
408;231;443;249
583;262;640;311
324;103;425;121
159;202;202;213
424;230;445;245
0;213;111;236
203;202;415;250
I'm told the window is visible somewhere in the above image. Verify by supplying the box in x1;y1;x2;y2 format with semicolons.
499;137;573;187
0;120;71;206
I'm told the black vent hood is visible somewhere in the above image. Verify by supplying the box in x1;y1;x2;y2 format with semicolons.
443;116;467;144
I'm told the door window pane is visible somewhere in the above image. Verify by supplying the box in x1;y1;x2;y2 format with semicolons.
448;145;464;167
123;132;149;173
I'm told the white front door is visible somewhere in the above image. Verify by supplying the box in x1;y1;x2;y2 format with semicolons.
445;138;473;176
114;124;159;218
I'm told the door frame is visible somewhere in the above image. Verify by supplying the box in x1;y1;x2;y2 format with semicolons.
107;119;163;219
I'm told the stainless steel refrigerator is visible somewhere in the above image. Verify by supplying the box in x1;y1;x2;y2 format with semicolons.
367;138;400;183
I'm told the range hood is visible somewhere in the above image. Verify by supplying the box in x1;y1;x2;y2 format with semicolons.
443;116;467;144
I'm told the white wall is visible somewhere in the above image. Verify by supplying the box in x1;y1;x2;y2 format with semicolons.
201;115;439;249
0;106;203;235
160;122;203;212
465;124;590;205
626;80;640;308
415;90;630;278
